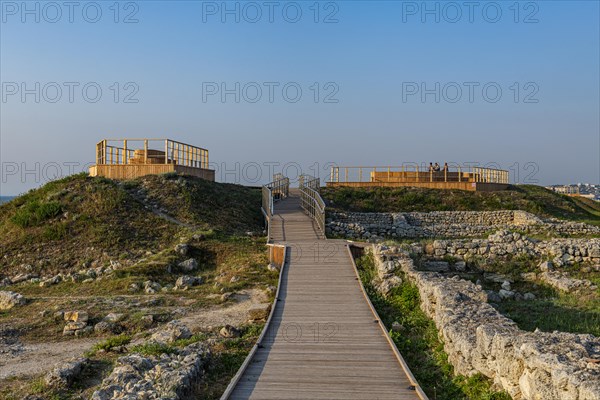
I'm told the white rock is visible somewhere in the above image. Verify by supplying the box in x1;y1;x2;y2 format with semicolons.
0;291;26;310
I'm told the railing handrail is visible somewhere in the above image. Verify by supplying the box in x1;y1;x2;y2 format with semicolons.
97;138;209;152
299;175;326;234
329;165;509;185
262;175;290;241
96;138;210;169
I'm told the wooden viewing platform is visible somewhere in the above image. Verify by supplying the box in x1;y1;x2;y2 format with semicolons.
222;177;427;400
89;138;215;181
327;165;509;191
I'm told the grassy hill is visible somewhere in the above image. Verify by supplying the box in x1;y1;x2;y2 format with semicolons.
321;185;600;225
0;173;262;278
0;173;271;400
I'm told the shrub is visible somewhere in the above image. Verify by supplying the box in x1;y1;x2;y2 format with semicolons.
11;201;62;228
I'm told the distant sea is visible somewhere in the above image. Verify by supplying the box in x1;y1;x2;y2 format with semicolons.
0;196;16;205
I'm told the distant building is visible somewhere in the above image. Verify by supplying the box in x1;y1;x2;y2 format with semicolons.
547;184;600;201
547;185;580;195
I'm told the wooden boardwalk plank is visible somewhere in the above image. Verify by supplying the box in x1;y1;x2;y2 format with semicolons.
225;195;423;400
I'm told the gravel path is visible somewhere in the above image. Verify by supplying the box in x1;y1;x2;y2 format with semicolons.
0;336;96;380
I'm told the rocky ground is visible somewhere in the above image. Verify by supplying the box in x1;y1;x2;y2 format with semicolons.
366;242;600;400
329;196;600;400
0;288;268;380
0;175;275;400
3;178;599;399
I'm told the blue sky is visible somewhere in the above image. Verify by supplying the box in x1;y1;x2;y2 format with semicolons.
1;0;599;195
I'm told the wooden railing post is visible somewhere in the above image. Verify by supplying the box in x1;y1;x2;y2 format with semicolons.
164;140;169;164
144;140;148;164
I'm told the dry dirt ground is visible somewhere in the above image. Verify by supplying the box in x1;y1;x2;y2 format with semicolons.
0;288;265;381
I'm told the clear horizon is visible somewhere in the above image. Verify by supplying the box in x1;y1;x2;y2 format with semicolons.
1;1;599;196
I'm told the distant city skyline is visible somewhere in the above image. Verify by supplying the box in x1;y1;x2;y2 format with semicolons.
1;1;599;195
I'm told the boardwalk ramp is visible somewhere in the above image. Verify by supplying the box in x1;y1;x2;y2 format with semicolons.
222;177;426;400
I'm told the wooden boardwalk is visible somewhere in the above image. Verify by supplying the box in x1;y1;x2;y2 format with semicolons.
225;193;425;400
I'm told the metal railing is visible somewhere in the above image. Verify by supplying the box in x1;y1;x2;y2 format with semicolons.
262;175;290;216
299;175;326;233
329;164;509;185
271;173;290;200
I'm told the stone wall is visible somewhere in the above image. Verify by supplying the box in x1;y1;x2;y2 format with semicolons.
422;231;600;267
91;342;210;400
372;245;600;400
327;210;600;240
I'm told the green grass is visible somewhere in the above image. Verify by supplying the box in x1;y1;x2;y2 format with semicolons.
472;253;539;279
29;377;47;394
88;335;132;356
496;298;600;337
125;333;213;353
472;257;600;336
196;324;265;399
0;173;274;400
10;200;62;228
171;333;210;347
43;221;70;240
0;173;264;279
124;173;263;233
322;185;600;225
355;253;511;400
571;197;600;221
130;342;177;356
